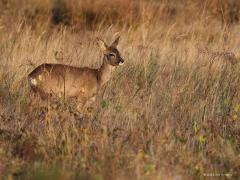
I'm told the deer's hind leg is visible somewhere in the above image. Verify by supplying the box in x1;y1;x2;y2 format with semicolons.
29;89;45;106
28;89;49;118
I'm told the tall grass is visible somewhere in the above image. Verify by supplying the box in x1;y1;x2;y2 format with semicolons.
0;0;240;179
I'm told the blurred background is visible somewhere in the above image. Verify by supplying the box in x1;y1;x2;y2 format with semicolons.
1;0;240;30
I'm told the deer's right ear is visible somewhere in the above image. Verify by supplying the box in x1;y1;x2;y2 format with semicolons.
96;38;108;52
111;36;120;47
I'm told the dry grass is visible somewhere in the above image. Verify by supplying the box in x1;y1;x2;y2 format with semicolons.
0;0;240;179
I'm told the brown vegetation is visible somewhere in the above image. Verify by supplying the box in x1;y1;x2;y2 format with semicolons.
0;0;240;179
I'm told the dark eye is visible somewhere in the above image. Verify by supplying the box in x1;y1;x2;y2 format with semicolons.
109;53;115;57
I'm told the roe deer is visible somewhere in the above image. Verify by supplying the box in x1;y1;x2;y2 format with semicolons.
28;36;124;107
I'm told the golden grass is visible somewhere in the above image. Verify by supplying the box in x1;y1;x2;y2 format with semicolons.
0;0;240;179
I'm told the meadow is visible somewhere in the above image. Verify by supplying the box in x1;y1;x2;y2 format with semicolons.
0;0;240;179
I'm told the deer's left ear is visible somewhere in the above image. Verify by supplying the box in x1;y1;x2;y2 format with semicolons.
111;36;120;47
96;37;108;52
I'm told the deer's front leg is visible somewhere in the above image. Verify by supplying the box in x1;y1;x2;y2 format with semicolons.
76;97;87;111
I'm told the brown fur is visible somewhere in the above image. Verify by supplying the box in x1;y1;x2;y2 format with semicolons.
28;37;124;106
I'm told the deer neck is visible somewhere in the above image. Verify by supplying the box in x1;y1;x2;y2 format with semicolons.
98;56;115;87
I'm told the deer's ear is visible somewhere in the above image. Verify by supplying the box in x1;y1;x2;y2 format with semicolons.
96;38;108;52
111;36;120;47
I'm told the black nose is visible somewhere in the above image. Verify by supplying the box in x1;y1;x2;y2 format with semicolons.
119;58;124;65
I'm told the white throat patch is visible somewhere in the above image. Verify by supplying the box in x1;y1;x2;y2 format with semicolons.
119;61;124;66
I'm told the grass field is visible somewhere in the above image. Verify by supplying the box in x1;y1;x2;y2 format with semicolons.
0;0;240;179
